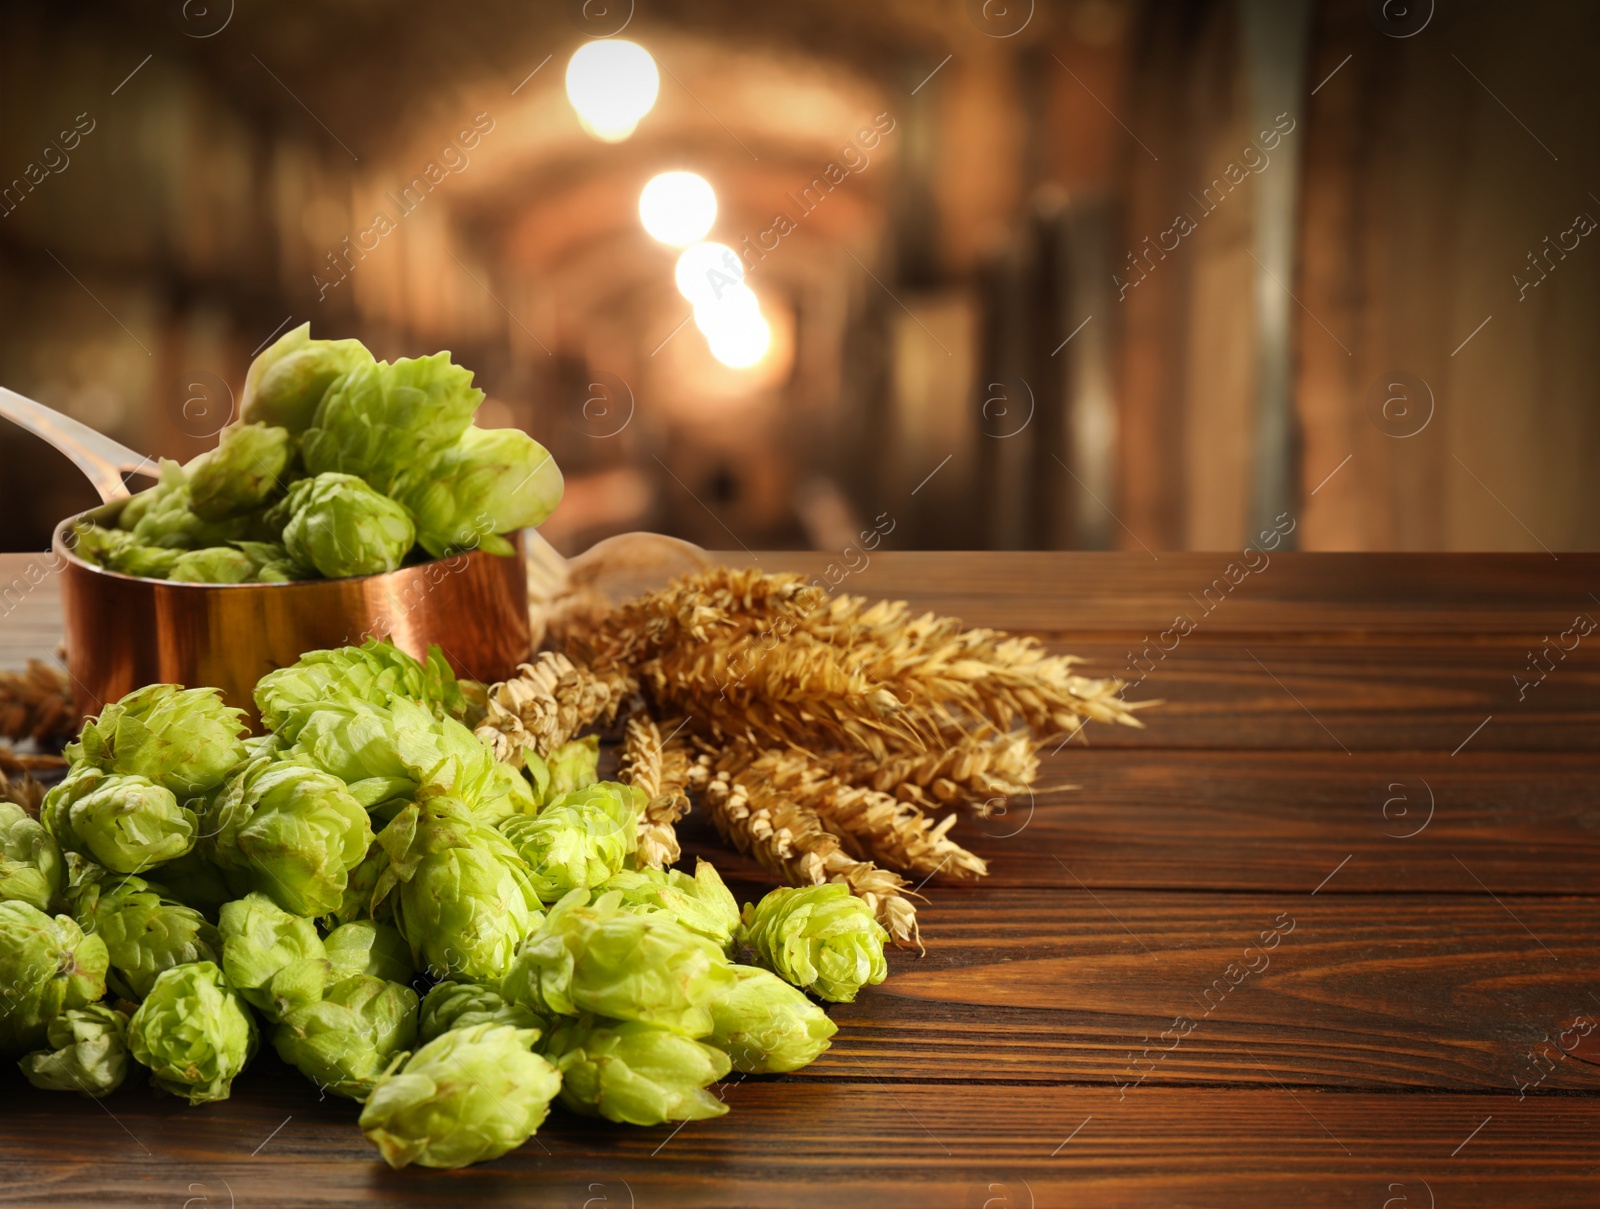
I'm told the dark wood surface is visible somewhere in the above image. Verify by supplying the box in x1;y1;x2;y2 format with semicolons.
3;551;1597;1207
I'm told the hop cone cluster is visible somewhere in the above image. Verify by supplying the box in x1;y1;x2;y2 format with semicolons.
72;327;563;583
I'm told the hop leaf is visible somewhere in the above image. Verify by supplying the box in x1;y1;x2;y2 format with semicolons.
739;884;888;1003
375;799;544;983
278;473;416;579
497;783;642;903
359;1021;561;1169
0;901;109;1056
41;766;197;874
67;683;248;800
274;973;419;1102
0;800;64;913
709;965;836;1074
189;423;294;521
239;323;376;435
500;889;736;1038
71;872;220;1001
545;1014;730;1126
18;1003;130;1097
219;892;331;1022
398;426;563;558
255;640;466;741
204;757;374;917
602;860;740;953
418;980;546;1044
302;354;482;497
324;920;414;984
127;961;257;1104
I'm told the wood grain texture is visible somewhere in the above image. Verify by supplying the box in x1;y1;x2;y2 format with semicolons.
1;1068;1595;1208
2;551;1597;1205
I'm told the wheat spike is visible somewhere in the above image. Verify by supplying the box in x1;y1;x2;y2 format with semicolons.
0;660;75;747
0;764;47;815
825;729;1040;815
737;746;986;880
618;715;692;869
571;567;1146;754
692;751;921;947
475;652;637;766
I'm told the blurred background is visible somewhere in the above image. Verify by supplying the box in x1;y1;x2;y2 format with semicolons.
2;0;1597;556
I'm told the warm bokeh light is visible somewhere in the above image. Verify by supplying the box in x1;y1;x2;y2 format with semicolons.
694;284;772;368
565;40;660;142
639;172;717;246
674;241;744;306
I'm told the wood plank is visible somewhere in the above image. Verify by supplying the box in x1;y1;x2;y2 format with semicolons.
699;889;1600;1093
2;1068;1594;1207
734;551;1600;637
1052;639;1600;751
678;750;1600;895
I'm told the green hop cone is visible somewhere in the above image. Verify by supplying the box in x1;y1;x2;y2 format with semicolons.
739;884;888;1004
67;682;249;799
302;354;483;497
359;1022;560;1169
709;964;836;1074
71;871;220;1001
418;980;545;1044
498;782;642;903
285;697;524;820
398;426;563;558
0;900;109;1055
324;920;413;984
602;859;741;953
545;735;599;800
239;323;376;435
125;460;257;551
0;799;64;913
501;889;736;1038
111;543;186;580
219;892;331;1022
165;546;256;584
189;422;295;521
372;799;544;983
278;472;417;580
255;640;466;742
127;961;257;1104
274;973;419;1102
18;1003;130;1097
41;766;196;874
546;1014;731;1126
204;756;374;917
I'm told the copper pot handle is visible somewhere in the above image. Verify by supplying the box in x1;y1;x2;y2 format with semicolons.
0;385;159;504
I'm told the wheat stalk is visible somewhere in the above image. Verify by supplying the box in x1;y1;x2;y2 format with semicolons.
617;714;692;868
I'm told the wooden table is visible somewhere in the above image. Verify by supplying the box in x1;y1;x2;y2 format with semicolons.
3;551;1597;1206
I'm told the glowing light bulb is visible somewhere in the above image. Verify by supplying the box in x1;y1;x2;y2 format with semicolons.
707;314;771;368
639;172;717;246
565;40;660;142
674;242;744;306
693;284;771;368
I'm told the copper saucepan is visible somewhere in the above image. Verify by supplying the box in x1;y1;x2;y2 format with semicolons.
2;386;530;724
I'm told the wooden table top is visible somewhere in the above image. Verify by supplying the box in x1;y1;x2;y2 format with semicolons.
3;550;1597;1207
